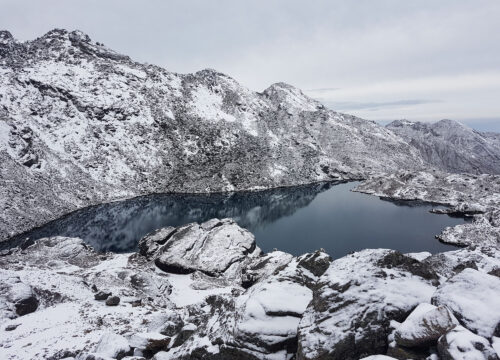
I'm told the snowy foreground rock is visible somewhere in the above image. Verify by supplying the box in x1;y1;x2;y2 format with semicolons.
1;219;500;359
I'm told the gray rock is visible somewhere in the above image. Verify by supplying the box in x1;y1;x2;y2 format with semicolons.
153;219;260;277
437;326;499;360
138;227;177;259
93;332;131;359
297;249;438;360
431;268;500;339
0;274;38;319
128;332;170;352
394;303;458;348
94;291;111;301
105;296;120;306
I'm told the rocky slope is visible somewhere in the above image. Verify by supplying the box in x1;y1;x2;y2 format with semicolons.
355;170;500;248
1;219;499;360
387;119;500;175
0;29;427;241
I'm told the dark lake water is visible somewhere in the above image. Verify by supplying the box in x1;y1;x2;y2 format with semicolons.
10;182;466;258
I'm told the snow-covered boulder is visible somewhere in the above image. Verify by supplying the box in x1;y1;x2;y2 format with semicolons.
233;255;319;356
423;246;500;279
394;303;458;347
152;219;261;277
0;273;38;319
297;249;439;360
128;332;170;353
160;251;329;359
431;268;500;339
437;326;499;360
93;332;131;359
138;227;177;259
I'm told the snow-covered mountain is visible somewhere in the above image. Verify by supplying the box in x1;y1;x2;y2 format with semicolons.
387;119;500;175
0;29;425;240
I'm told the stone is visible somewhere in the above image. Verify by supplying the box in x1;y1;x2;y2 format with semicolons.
93;332;131;359
394;303;458;348
431;268;500;338
153;219;260;277
437;326;499;360
128;332;170;352
94;291;112;301
105;296;120;306
297;249;437;360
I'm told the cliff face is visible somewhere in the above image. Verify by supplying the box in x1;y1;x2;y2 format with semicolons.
387;119;500;175
0;29;424;239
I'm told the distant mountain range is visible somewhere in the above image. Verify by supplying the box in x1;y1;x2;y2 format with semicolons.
387;119;500;175
0;28;499;239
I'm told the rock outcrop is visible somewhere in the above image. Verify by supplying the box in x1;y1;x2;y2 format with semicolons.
296;249;438;360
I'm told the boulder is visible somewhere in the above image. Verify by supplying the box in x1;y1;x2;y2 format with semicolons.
297;249;438;360
394;303;458;347
105;296;120;306
93;332;131;359
138;227;177;259
297;250;332;277
0;274;38;319
128;332;170;352
424;246;500;279
94;291;112;301
431;268;500;338
153;219;260;277
437;326;499;360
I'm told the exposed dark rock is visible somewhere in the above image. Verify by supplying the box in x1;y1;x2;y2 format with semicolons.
437;326;499;360
94;291;111;301
105;296;120;306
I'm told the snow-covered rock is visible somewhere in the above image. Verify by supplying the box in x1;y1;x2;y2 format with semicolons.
387;119;500;175
423;245;500;279
151;218;260;278
0;274;38;319
297;249;438;360
394;303;458;347
0;28;427;242
437;326;499;360
163;251;330;360
93;332;131;359
431;268;500;339
128;332;170;352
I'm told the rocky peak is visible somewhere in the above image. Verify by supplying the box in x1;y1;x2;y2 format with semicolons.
387;119;415;128
68;30;92;44
0;30;15;45
263;82;321;112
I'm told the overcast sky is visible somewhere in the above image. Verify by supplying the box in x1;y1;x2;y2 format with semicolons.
1;0;499;131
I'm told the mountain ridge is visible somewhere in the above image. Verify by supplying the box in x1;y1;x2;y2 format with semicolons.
387;118;500;174
0;28;489;240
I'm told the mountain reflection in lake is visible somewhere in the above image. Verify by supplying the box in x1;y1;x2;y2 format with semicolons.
12;182;466;257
